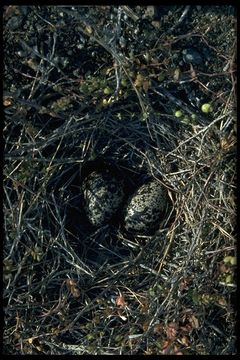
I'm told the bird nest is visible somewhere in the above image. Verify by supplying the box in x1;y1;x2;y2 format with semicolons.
3;5;236;355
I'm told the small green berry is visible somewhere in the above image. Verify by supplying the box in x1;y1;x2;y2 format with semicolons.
223;256;236;265
175;110;183;118
230;257;237;265
103;86;112;95
121;79;127;87
201;103;213;113
225;274;233;284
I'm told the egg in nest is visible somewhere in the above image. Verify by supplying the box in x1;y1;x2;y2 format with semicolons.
124;180;168;234
82;170;124;226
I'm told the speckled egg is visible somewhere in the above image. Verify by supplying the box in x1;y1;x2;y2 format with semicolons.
82;170;124;226
124;180;168;234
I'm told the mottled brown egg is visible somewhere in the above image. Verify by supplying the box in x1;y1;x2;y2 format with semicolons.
124;180;168;234
82;170;124;226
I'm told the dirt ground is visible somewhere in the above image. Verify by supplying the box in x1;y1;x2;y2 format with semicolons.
3;5;236;355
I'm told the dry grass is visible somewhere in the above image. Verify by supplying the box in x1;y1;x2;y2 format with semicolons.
3;5;236;355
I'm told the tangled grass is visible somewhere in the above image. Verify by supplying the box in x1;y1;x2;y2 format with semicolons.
3;5;236;355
